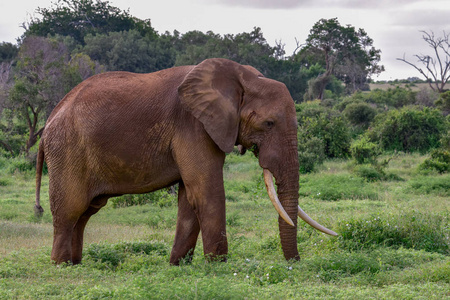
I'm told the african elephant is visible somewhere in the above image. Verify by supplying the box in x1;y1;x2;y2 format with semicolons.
34;58;336;265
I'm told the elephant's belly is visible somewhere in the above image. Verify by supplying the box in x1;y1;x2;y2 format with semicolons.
94;159;181;195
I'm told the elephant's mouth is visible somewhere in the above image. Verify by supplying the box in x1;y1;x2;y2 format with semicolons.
248;144;259;157
237;144;259;157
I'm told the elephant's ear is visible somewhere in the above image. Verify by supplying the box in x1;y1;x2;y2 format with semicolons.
178;58;257;153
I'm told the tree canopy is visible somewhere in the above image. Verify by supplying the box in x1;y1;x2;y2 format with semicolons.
25;0;156;44
0;0;397;157
297;18;384;100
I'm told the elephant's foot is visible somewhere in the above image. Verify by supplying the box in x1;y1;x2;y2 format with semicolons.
169;248;195;265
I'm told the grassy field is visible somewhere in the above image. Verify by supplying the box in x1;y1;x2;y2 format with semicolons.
0;153;449;299
369;82;432;92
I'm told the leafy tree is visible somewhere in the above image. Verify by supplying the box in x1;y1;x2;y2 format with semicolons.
25;0;156;45
298;18;383;99
397;31;450;93
80;30;175;73
0;42;19;63
366;106;447;153
5;36;100;155
297;101;351;158
174;27;282;74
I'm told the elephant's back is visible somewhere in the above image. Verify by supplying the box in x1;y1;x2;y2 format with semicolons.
49;65;191;117
45;66;192;133
42;67;192;188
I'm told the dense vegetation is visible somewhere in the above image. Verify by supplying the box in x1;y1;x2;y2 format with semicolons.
0;0;449;298
1;0;448;163
0;0;389;156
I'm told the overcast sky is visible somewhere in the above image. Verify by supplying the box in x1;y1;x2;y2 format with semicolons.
1;0;449;81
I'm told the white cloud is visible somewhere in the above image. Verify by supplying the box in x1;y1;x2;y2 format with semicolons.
210;0;418;9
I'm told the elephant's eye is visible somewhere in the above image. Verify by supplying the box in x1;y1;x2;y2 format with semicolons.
265;120;274;129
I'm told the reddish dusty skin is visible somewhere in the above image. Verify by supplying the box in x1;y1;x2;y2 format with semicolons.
35;58;303;265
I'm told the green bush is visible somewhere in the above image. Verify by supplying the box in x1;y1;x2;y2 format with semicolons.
337;212;450;254
352;164;384;182
336;88;417;112
343;102;377;128
435;90;450;114
407;175;450;197
297;135;326;173
419;132;450;173
366;106;447;153
86;244;125;269
297;102;351;159
420;148;450;173
365;87;416;108
351;162;403;182
0;155;35;174
350;136;381;164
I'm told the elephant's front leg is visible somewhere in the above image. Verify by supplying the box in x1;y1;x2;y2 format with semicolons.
170;182;200;265
185;175;228;262
173;130;228;262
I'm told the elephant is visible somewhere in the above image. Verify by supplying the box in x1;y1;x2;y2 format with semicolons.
34;58;337;265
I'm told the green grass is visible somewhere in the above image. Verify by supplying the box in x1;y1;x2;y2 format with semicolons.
0;152;449;299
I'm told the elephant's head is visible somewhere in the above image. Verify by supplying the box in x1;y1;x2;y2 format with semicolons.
179;58;336;261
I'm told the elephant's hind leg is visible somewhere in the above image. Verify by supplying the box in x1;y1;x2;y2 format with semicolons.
49;179;91;265
71;195;109;265
170;183;200;265
51;204;87;264
51;219;76;264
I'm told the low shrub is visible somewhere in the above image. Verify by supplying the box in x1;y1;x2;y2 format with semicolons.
304;248;445;283
350;136;381;164
298;136;326;173
435;90;450;114
337;212;450;255
111;189;177;208
0;155;35;174
366;106;447;153
343;102;377;128
420;148;450;173
85;241;168;269
407;175;450;197
352;164;384;182
0;177;11;186
297;102;351;159
86;243;125;269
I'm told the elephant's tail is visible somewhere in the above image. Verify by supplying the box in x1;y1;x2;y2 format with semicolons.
34;138;45;218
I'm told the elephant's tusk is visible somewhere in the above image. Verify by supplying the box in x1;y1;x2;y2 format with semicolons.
297;206;338;236
263;169;295;227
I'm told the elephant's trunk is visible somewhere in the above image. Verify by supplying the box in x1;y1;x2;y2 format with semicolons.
264;169;338;260
263;168;300;261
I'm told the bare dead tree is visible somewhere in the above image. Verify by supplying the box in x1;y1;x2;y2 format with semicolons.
397;31;450;93
292;37;304;57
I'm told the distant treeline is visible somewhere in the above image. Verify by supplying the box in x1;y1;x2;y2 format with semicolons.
0;0;448;170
